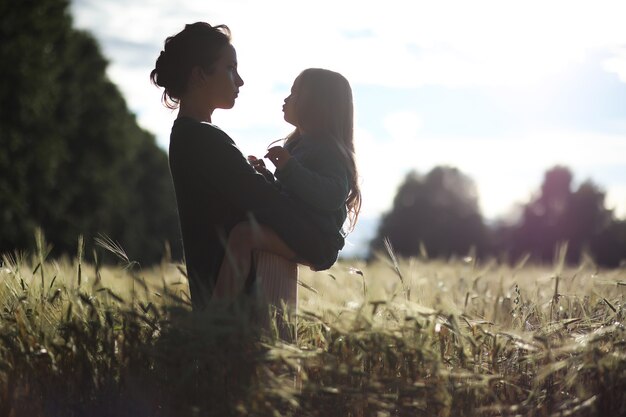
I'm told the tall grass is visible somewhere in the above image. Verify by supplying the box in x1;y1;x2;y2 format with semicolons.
0;239;624;416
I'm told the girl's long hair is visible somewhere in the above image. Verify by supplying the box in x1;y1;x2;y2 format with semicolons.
285;68;361;233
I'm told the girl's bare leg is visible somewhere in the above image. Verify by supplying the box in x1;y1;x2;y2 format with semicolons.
212;222;296;301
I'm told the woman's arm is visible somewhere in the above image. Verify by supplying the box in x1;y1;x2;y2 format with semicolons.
182;126;293;212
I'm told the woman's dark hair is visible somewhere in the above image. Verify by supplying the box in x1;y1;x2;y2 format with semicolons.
150;22;231;109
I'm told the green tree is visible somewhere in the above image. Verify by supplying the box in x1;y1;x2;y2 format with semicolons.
370;167;488;260
503;166;623;266
591;219;626;267
0;0;180;264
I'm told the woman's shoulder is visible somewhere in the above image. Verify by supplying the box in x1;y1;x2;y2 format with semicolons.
171;117;234;146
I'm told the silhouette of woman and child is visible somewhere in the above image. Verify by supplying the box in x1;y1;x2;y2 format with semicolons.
150;22;361;339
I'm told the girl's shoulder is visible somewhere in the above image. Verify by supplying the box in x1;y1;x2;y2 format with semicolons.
297;133;336;150
292;134;349;171
299;133;346;159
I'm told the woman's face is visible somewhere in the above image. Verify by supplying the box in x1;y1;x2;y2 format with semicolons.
283;77;302;127
203;44;244;110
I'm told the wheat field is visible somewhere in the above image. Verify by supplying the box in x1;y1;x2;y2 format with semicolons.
0;240;624;416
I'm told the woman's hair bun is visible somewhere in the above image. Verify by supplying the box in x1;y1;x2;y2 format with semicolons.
152;50;171;88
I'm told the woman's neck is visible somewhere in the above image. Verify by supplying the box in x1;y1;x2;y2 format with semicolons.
178;100;214;123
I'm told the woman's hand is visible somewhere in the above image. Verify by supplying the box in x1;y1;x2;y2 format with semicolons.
248;155;266;171
265;146;292;170
248;155;274;181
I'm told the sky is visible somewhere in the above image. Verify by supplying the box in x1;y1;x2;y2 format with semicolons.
70;0;626;256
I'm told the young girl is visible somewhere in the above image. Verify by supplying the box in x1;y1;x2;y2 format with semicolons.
212;68;361;300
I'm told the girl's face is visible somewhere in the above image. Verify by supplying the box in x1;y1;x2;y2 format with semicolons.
202;44;244;110
282;77;302;128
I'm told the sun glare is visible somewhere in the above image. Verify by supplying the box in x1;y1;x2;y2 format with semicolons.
70;0;626;230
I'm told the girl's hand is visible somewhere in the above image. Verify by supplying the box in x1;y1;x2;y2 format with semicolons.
265;146;292;169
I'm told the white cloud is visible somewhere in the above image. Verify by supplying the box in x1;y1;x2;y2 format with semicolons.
356;117;626;219
606;185;626;218
604;47;626;83
384;111;423;139
73;0;626;92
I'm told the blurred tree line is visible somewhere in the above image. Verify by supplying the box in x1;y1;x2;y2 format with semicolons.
0;0;181;264
370;166;626;267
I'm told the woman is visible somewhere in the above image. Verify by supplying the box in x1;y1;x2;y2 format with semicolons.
150;22;339;311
